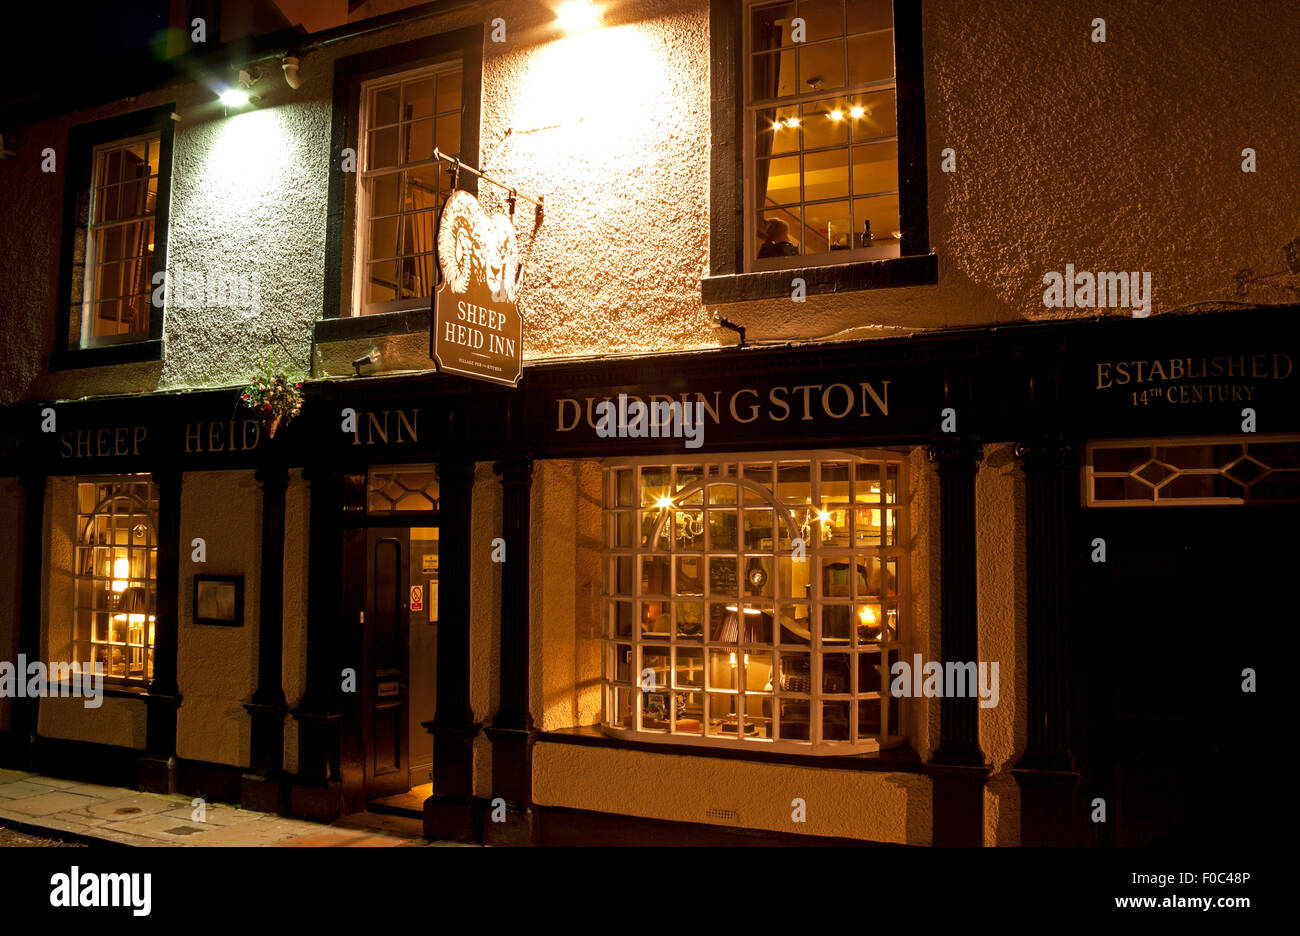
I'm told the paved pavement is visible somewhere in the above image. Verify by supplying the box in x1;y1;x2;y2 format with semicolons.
0;769;453;847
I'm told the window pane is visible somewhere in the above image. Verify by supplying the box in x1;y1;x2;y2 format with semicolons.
803;148;849;202
435;114;460;157
850;90;897;141
751;1;796;51
853;194;900;243
798;40;846;93
367;260;398;303
369;216;399;261
757;106;802;155
758;154;801;208
370;84;400;126
848;31;894;85
800;0;844;41
404;209;436;256
405;119;433;163
751;48;797;100
371;174;400;217
367;127;399;170
804;200;849;255
401;253;434;298
801;100;850;149
852;143;898;196
436;70;462;112
404;78;436;120
848;0;892;34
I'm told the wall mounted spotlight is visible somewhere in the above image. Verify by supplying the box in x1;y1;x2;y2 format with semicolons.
558;1;601;33
219;69;262;109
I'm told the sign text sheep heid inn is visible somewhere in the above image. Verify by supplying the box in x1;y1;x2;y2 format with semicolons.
431;190;524;387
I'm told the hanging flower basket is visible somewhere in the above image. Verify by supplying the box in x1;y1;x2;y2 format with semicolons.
239;352;305;438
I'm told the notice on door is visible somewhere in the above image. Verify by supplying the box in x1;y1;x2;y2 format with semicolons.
410;585;423;612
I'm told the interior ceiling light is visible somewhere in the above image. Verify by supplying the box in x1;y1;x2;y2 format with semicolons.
850;105;865;119
558;1;601;32
829;109;844;121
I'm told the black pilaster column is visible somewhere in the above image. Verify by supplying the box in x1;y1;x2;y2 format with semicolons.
139;469;182;793
423;457;480;841
484;456;536;845
924;437;989;846
4;473;45;768
290;468;344;820
1012;437;1081;845
242;463;289;813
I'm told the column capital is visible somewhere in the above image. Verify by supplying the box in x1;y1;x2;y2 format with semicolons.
493;455;534;484
1013;436;1073;471
926;435;984;470
254;463;290;488
436;458;476;487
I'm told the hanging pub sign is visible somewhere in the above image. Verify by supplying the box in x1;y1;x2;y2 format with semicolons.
431;188;525;387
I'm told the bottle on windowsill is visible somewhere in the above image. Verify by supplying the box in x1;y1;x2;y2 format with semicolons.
860;219;874;248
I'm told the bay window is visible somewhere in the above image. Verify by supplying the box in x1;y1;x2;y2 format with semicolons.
603;452;908;753
74;476;158;685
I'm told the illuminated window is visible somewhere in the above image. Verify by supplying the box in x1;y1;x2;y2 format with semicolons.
603;453;907;753
74;477;158;685
1087;436;1300;506
80;134;161;346
747;0;899;268
354;63;463;316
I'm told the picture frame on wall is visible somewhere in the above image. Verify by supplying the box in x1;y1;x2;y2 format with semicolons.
193;574;244;627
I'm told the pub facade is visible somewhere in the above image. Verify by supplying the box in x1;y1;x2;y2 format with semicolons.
0;0;1294;846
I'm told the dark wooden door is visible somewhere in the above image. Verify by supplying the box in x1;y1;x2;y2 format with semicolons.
1080;505;1290;846
363;527;411;800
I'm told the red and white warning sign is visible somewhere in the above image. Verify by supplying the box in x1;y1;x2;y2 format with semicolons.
410;585;423;612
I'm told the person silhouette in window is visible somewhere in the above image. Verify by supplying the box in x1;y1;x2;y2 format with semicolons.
758;218;798;258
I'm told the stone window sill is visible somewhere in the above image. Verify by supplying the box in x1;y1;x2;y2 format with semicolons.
701;253;938;305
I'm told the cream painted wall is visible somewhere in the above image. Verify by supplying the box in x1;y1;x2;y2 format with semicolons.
177;471;260;767
531;459;603;735
4;0;1291;403
533;741;932;844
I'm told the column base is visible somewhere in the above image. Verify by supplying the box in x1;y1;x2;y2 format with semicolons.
289;778;342;822
241;769;287;814
481;801;538;847
137;753;177;795
1012;767;1081;846
924;762;989;846
423;793;479;843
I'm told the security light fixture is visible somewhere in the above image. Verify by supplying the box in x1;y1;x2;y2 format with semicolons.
558;1;600;32
220;88;251;107
219;69;261;109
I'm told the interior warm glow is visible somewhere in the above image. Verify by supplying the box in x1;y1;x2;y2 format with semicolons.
816;509;832;524
111;557;130;592
850;105;865;118
655;495;673;510
557;1;600;33
859;606;877;625
829;109;843;121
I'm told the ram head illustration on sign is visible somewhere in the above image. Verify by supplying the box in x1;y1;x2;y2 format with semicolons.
431;189;525;387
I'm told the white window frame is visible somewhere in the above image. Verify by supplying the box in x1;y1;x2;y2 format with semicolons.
73;475;159;687
352;61;462;318
601;450;909;755
743;0;901;272
1085;434;1300;507
81;131;160;348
